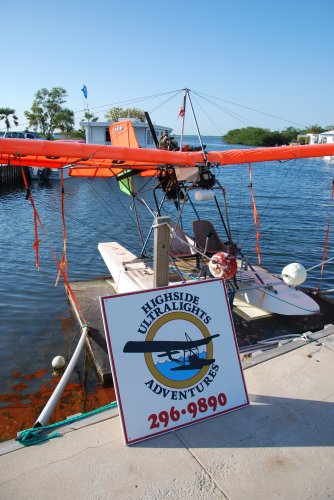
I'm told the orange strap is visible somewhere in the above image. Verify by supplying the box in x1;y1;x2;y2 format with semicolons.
21;167;41;270
318;180;334;290
20;165;84;319
32;211;41;271
55;169;68;286
248;164;261;265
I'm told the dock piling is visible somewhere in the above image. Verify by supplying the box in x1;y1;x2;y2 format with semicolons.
153;216;171;288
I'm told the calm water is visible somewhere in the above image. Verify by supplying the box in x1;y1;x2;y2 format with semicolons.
1;136;333;440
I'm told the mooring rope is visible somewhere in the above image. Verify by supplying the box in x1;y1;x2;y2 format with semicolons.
16;401;118;447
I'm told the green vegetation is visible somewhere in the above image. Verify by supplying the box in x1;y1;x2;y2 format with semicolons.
104;106;145;122
304;124;324;134
60;128;86;140
0;107;18;130
82;111;98;123
224;126;301;146
223;124;332;146
60;111;99;140
24;87;75;140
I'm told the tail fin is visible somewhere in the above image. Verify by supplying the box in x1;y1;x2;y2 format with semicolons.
109;120;140;148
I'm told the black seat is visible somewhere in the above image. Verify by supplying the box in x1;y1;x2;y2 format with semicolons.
170;223;195;259
192;220;227;255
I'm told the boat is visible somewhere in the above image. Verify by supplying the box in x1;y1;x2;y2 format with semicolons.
29;165;71;180
29;140;85;180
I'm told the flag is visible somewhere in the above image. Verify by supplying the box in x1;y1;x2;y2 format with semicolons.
81;85;88;99
178;96;186;118
178;106;185;118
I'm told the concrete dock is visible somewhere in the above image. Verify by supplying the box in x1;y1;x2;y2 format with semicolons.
1;327;334;499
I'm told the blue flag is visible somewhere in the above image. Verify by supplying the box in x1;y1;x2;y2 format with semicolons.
81;84;88;99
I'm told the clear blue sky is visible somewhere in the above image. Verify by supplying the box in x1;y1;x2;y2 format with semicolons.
1;0;334;135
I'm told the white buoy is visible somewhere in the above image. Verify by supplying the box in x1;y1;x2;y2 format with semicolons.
194;190;215;201
282;263;307;286
52;355;65;370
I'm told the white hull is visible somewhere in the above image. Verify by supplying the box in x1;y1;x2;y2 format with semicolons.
235;268;319;316
98;242;319;316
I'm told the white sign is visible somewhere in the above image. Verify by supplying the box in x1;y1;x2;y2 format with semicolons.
101;279;249;445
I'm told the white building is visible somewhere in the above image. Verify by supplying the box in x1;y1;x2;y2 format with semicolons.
79;119;172;148
319;131;334;160
297;130;334;160
299;130;334;145
318;130;334;145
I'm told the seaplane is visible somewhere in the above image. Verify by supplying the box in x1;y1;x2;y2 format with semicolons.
1;88;334;319
123;333;219;371
3;87;334;430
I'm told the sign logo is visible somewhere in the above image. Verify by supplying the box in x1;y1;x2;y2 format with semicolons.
123;291;220;397
145;312;218;388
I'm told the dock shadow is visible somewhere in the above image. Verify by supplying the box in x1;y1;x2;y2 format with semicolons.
88;327;108;354
234;292;334;347
136;393;334;449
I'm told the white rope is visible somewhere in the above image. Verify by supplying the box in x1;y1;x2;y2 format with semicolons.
307;254;334;271
239;332;312;355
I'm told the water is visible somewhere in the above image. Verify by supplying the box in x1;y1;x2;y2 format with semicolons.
1;136;333;441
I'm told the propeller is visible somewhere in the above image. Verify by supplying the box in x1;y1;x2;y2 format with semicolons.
144;111;159;148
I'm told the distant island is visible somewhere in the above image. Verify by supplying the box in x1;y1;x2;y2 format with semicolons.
223;125;332;147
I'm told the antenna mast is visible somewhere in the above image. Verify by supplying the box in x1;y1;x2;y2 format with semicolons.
186;88;207;162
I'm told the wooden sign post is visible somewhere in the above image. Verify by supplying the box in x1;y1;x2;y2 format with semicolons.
153;216;171;288
101;279;249;445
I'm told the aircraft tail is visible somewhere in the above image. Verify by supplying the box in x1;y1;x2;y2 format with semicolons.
109;120;140;148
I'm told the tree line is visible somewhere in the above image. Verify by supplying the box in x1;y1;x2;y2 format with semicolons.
2;87;333;145
223;124;334;147
0;87;146;140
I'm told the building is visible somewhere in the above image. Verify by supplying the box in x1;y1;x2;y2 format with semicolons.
297;131;334;160
79;119;172;148
318;130;334;145
319;130;334;160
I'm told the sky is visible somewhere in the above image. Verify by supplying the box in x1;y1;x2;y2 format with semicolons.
1;0;334;135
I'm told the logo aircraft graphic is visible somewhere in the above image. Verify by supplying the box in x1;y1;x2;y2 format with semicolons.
123;333;219;371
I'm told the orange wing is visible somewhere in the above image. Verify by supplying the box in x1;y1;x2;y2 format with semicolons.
206;143;334;165
0;137;205;170
2;137;334;178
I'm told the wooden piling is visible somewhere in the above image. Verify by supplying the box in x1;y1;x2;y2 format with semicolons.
153;216;171;288
0;164;29;184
